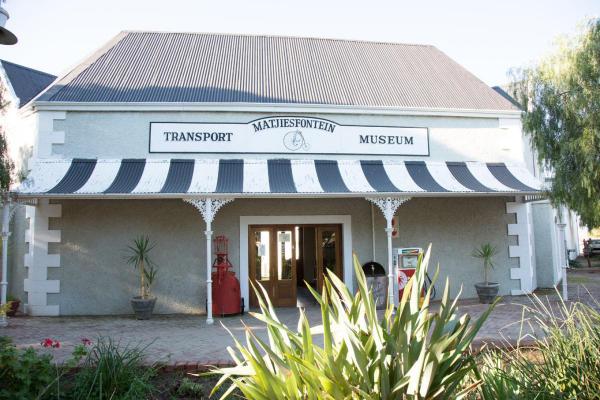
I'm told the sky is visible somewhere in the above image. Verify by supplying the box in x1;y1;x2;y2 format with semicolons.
0;0;598;86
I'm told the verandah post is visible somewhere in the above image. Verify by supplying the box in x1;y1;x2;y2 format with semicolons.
385;210;394;307
183;197;234;325
205;198;214;324
0;199;9;326
366;196;412;309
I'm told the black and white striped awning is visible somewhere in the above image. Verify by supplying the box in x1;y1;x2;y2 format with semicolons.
17;158;542;197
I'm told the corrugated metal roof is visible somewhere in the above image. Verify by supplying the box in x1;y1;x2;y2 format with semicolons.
1;60;56;107
38;32;517;111
492;85;523;109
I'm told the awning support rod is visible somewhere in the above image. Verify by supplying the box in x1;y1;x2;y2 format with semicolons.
183;197;234;325
366;196;411;308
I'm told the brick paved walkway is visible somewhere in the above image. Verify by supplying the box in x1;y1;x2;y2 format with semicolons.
2;269;599;366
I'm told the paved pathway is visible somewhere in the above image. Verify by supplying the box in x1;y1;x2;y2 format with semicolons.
2;269;599;366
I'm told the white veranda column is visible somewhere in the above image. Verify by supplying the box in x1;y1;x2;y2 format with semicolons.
0;198;22;326
0;199;12;327
183;197;234;324
366;196;411;308
557;222;568;301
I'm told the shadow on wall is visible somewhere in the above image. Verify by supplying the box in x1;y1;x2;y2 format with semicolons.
46;83;341;105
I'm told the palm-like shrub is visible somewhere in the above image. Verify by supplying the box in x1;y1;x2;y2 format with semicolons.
212;245;496;399
471;243;498;285
124;236;158;299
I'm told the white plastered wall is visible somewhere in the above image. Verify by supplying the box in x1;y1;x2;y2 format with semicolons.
0;65;38;185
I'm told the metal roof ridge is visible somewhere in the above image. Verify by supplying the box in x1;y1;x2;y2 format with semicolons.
120;30;437;48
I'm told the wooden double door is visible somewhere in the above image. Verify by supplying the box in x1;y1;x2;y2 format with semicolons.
249;224;342;307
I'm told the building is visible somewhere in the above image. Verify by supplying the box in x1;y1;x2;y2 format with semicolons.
0;60;55;319
0;59;56;179
8;32;545;321
493;85;586;289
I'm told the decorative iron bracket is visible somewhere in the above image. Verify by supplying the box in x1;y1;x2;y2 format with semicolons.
366;196;412;222
183;197;234;224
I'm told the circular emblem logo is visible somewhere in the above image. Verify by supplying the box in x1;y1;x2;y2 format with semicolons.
398;270;409;289
283;129;310;151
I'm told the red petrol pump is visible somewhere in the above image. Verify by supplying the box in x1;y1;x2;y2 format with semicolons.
396;247;422;299
211;235;243;316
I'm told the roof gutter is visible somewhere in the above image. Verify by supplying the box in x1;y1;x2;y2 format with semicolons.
32;101;523;119
14;191;542;200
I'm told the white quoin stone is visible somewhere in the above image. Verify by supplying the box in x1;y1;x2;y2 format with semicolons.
34;111;66;158
24;198;62;316
506;198;536;295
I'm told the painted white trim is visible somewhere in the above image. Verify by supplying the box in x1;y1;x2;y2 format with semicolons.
16;191;542;201
239;215;352;311
24;198;62;316
506;198;536;295
32;101;522;119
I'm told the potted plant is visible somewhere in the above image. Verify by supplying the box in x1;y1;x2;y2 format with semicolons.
6;295;19;317
124;235;158;319
472;243;500;303
0;301;13;326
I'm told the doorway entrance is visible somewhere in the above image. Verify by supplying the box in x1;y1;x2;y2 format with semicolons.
248;224;343;307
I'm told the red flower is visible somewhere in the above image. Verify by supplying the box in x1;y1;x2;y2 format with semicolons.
41;338;60;348
81;338;92;346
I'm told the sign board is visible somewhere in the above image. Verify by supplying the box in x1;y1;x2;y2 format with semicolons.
149;116;429;156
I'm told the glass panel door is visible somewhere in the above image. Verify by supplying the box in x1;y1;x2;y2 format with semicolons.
249;227;274;307
248;226;297;308
316;226;342;292
254;230;270;282
273;228;297;307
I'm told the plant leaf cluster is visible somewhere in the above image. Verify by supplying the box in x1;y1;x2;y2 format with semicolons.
211;245;496;399
124;236;158;299
511;18;600;228
468;293;600;399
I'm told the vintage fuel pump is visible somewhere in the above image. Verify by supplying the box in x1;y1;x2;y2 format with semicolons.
394;247;435;302
211;235;243;316
395;247;422;300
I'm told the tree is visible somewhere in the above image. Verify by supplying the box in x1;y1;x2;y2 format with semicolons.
511;18;600;229
0;85;14;192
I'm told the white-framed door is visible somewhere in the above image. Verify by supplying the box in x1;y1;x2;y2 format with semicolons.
240;215;353;311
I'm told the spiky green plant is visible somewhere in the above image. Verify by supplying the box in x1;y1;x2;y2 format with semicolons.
469;293;600;400
72;337;156;400
124;236;158;299
211;245;496;399
471;243;499;285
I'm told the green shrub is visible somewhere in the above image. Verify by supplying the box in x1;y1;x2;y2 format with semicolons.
72;337;156;400
470;294;600;399
212;245;496;399
176;376;206;397
0;336;56;400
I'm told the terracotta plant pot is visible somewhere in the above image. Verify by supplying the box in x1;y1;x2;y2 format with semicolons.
6;300;20;317
130;296;156;320
474;282;500;304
